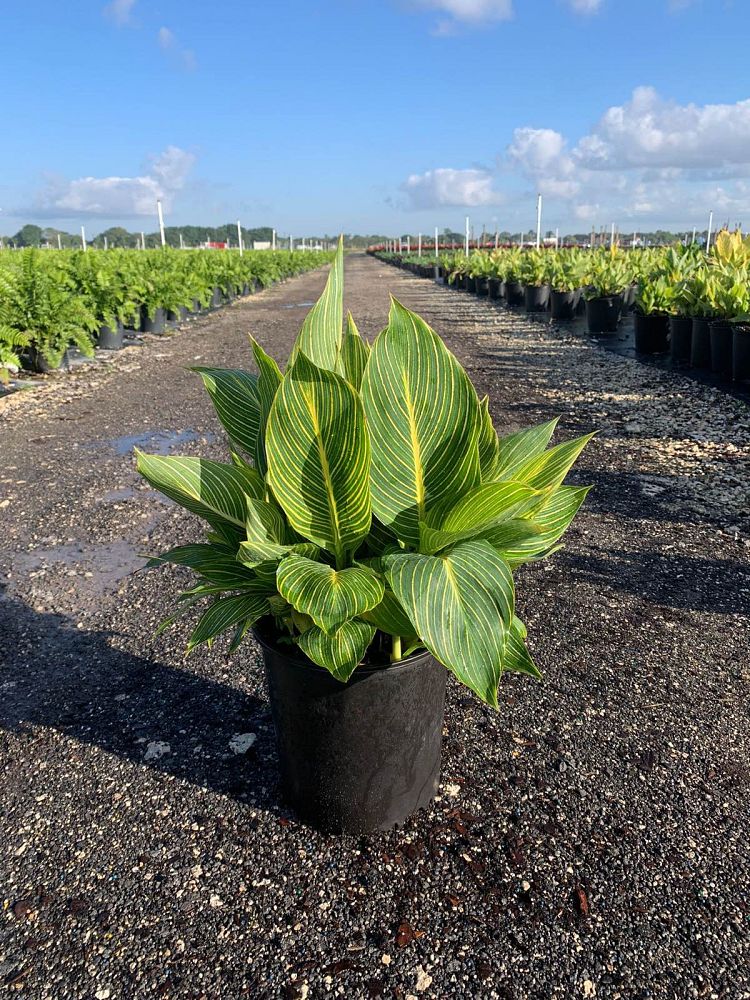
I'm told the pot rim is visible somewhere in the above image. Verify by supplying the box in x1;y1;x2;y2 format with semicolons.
252;626;432;677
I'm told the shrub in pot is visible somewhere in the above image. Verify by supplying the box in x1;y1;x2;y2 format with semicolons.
136;240;593;834
520;250;551;312
548;250;585;321
706;268;750;377
633;277;671;354
583;250;629;334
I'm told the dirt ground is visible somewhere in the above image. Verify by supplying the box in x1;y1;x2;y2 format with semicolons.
1;254;749;1000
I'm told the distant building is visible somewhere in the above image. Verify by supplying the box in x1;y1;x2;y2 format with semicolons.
253;241;272;250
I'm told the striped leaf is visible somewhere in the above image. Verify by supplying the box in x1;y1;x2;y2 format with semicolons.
146;544;262;589
483;486;590;565
361;587;414;637
289;236;344;372
297;619;376;682
360;298;481;546
478;396;500;480
266;352;371;564
419;482;542;554
277;552;384;633
384;540;514;708
340;312;370;390
136;452;264;529
499;433;594;491
495;418;559;478
192;368;260;456
249;338;283;476
186;591;270;653
504;616;541;679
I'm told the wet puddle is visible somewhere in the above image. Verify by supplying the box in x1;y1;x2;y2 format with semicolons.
104;428;213;457
15;540;147;592
281;302;315;310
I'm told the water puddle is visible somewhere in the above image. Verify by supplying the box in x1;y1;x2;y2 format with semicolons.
101;487;137;502
15;540;146;592
281;302;315;310
104;428;213;457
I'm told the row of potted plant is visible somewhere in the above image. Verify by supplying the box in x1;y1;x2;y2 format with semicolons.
0;247;333;379
372;237;750;383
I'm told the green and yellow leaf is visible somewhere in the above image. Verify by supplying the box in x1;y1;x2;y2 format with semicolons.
297;619;376;682
277;552;384;633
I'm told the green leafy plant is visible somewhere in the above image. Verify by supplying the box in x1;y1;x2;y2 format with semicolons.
138;239;593;707
583;248;631;299
519;249;552;287
548;249;587;292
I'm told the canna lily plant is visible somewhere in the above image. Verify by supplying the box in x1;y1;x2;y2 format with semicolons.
137;239;593;708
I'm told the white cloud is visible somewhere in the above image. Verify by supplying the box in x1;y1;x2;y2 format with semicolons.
157;26;197;70
567;0;602;11
103;0;136;27
416;0;513;25
402;168;502;209
27;146;196;219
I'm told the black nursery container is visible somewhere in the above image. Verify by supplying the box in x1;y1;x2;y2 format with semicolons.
709;320;733;377
257;633;447;834
669;316;693;364
585;295;622;334
140;306;166;335
475;276;489;297
488;278;503;300
97;322;124;350
211;286;223;309
690;318;713;369
466;276;477;294
524;284;550;313
550;289;580;321
505;280;524;306
634;312;669;354
733;325;750;382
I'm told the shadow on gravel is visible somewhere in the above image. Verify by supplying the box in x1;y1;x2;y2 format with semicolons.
560;547;750;615
0;595;281;808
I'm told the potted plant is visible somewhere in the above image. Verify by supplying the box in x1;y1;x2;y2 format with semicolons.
520;249;551;313
137;239;593;834
633;276;672;354
0;249;96;372
503;249;525;306
583;250;630;334
71;249;136;350
548;249;585;320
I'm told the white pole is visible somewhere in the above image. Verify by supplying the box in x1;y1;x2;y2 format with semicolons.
290;235;294;251
237;220;243;256
57;233;62;251
535;194;542;249
495;230;499;249
434;226;439;258
179;233;184;250
706;211;714;250
272;229;276;251
406;235;411;253
465;216;470;256
692;227;697;244
418;233;422;257
610;222;615;248
555;227;559;249
632;232;637;248
104;236;108;250
156;199;166;247
141;232;145;251
81;225;87;252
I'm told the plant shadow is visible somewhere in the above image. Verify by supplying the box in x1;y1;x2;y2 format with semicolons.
0;593;282;809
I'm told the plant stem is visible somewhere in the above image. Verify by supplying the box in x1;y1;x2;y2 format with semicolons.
391;635;402;663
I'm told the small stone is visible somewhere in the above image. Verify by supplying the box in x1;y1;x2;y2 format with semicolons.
444;783;460;798
416;966;433;992
381;954;392;966
229;733;257;754
144;741;170;761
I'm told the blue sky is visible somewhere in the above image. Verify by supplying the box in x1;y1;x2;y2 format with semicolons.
2;0;748;236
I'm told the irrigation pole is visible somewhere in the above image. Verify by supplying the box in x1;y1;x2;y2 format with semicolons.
692;227;697;244
272;229;277;251
706;211;714;250
237;220;243;256
610;223;616;248
555;227;559;249
81;226;87;252
179;233;184;250
104;236;108;250
434;226;439;258
57;234;62;250
141;232;146;251
156;199;166;247
464;216;470;256
535;194;542;249
418;233;422;256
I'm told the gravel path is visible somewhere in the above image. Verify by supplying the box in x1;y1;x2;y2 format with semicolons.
1;255;749;1000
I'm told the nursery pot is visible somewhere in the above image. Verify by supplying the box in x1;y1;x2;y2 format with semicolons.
191;298;203;315
634;312;669;354
466;276;477;294
475;276;489;297
211;287;223;309
550;289;580;321
141;306;166;335
505;280;524;306
669;316;693;364
524;284;550;313
97;323;124;351
733;325;750;382
690;318;713;369
622;285;637;312
585;295;622;334
257;632;447;834
23;347;60;374
709;320;733;377
488;278;502;300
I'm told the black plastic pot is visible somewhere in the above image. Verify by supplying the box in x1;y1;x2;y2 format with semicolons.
488;278;502;300
241;283;251;296
466;276;477;294
709;320;733;377
550;289;580;321
211;287;223;309
192;298;203;315
452;275;466;291
257;632;446;834
505;280;524;306
690;318;713;369
475;276;489;297
634;312;669;354
585;295;622;334
622;285;637;312
23;347;59;373
524;284;550;313
669;316;692;364
141;306;166;335
733;325;750;382
97;323;124;350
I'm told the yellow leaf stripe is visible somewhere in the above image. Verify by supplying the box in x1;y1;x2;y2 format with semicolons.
277;553;384;633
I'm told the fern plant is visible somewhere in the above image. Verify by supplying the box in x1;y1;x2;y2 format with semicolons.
138;239;593;708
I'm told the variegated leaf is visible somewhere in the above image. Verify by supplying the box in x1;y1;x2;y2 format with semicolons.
289;235;344;372
503;616;541;678
360;298;481;546
499;433;594;491
249;338;283;476
192;368;260;456
478;396;500;480
495;418;559;479
418;482;542;554
297;619;376;682
340;312;370;390
277;552;384;633
483;486;590;565
186;590;270;653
